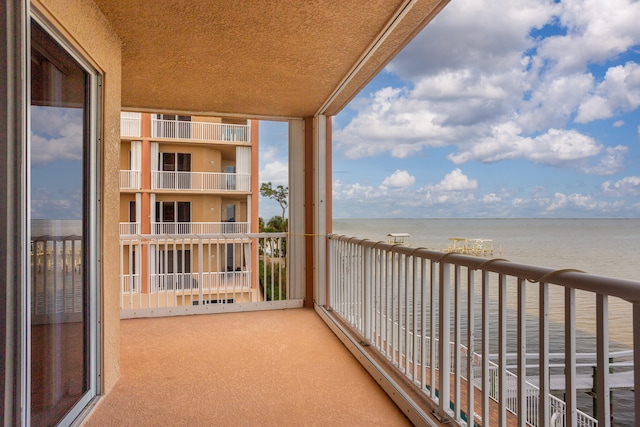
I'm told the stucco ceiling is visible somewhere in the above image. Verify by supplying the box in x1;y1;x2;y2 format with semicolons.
93;0;449;118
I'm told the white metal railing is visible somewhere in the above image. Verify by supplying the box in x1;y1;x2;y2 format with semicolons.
150;222;249;235
121;112;141;138
119;233;292;314
120;170;141;190
328;234;640;427
31;235;84;318
151;118;250;143
151;171;250;192
120;222;141;235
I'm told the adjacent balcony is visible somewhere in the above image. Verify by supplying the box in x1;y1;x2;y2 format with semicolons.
119;170;141;190
151;171;250;192
150;221;249;235
119;222;140;236
120;112;141;138
152;117;250;144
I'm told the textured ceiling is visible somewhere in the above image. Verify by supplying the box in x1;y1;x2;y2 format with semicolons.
93;0;449;118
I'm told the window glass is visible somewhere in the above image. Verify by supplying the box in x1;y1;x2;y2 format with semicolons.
30;19;91;425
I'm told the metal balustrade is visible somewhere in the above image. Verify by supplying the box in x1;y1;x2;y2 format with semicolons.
120;222;141;235
328;234;640;427
120;170;141;190
119;233;292;316
151;171;250;192
149;222;249;235
120;112;142;138
151;118;250;143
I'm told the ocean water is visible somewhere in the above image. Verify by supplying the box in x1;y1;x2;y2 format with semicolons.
332;218;640;425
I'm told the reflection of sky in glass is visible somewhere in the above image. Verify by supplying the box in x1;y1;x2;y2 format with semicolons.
30;106;83;220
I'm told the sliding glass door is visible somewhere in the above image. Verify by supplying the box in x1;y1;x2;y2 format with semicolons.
29;16;99;426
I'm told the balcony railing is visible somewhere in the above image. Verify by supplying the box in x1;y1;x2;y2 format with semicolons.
151;171;250;192
150;222;248;235
120;170;141;190
328;234;640;427
120;222;140;236
119;233;293;316
151;118;250;143
30;235;84;318
120;112;141;138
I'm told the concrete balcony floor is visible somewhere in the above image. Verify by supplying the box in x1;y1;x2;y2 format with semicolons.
83;308;411;426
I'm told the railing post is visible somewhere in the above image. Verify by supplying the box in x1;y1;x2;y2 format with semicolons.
363;245;371;343
596;294;611;426
634;303;640;427
437;262;451;420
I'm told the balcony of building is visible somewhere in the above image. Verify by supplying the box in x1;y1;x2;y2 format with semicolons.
105;232;640;425
151;116;251;144
151;170;250;192
120;112;142;139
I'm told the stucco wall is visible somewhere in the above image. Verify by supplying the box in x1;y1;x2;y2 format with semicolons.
32;0;122;394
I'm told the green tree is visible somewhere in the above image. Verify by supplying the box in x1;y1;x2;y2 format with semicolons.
260;182;288;225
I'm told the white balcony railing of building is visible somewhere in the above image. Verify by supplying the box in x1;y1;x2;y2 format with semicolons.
150;222;249;235
121;112;142;138
151;171;250;192
151;118;250;143
120;170;141;190
328;234;640;427
31;235;84;320
120;222;141;236
119;233;293;316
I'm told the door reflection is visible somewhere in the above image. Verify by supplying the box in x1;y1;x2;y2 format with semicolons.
30;20;89;426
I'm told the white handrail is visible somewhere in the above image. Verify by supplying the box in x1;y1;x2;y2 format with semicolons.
151;171;250;192
151;118;250;143
328;234;640;427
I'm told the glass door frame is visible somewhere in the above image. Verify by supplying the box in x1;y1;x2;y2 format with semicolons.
26;9;102;426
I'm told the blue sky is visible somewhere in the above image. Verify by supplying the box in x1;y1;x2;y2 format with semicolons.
260;0;640;219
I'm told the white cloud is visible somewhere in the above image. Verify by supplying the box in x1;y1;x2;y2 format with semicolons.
578;145;628;175
536;0;640;75
575;62;640;123
259;160;288;185
448;126;602;167
602;176;640;196
31;107;83;165
334;0;640;178
423;169;478;192
545;193;568;212
482;193;502;203
613;120;624;127
379;170;415;191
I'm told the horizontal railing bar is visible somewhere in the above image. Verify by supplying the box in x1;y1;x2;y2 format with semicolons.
328;234;640;304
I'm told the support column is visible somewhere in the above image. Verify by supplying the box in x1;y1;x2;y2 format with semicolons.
313;115;328;307
140;113;151;293
250;120;259;293
304;117;314;307
288;119;306;301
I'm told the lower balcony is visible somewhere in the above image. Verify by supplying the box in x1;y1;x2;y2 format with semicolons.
151;171;250;192
150;221;249;235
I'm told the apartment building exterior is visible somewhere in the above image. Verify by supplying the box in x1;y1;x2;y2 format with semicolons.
119;113;260;308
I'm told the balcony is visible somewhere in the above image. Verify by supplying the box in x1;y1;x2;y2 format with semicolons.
119;222;140;236
151;171;250;192
119;170;141;190
152;117;250;144
120;112;141;138
43;232;640;425
149;222;249;235
82;309;411;426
